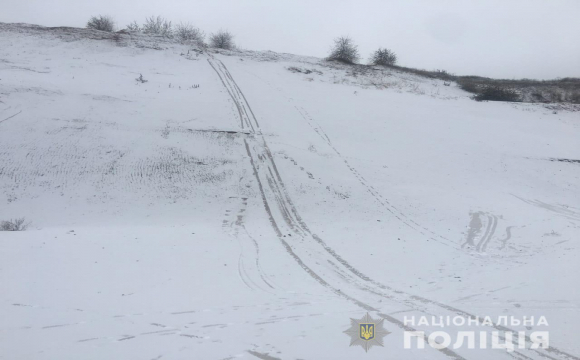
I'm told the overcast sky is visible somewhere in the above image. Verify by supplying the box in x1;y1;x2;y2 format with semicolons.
2;0;579;79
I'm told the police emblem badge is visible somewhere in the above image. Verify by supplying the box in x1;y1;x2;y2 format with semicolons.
344;312;390;352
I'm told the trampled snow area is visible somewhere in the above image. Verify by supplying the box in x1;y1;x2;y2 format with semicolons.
0;24;579;360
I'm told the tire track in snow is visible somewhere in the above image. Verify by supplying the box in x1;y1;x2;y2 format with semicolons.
499;226;515;250
206;55;578;360
242;137;469;360
207;59;250;130
208;55;467;359
480;215;498;253
512;194;580;222
294;105;455;248
0;110;22;124
475;214;494;252
287;105;572;358
292;103;579;360
222;195;276;293
463;212;499;253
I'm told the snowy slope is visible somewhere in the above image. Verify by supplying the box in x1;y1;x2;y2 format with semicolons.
0;23;579;360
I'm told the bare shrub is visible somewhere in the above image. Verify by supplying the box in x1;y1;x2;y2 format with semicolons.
210;30;235;50
175;23;205;46
433;69;454;81
0;218;29;231
370;48;397;66
327;37;359;64
126;21;141;32
143;16;173;37
568;91;580;104
111;32;123;45
474;86;521;102
457;77;580;103
86;15;115;32
458;79;479;93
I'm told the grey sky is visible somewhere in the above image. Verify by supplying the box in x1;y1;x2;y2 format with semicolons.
2;0;579;79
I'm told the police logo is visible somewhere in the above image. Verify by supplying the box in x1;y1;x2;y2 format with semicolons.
344;313;390;352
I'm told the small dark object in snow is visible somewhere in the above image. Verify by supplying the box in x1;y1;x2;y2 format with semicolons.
136;74;148;83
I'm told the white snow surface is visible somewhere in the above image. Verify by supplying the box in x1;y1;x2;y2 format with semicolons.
1;23;579;360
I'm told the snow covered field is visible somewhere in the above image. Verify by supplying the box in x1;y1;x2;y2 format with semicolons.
0;24;579;359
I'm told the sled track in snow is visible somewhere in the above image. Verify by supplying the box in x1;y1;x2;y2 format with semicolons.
206;55;579;360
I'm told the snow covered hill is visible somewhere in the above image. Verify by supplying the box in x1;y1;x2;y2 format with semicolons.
0;23;579;360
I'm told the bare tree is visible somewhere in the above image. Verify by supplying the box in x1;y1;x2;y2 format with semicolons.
142;16;173;37
370;48;397;66
210;30;235;50
175;22;205;46
327;36;359;64
86;15;115;32
126;21;141;32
